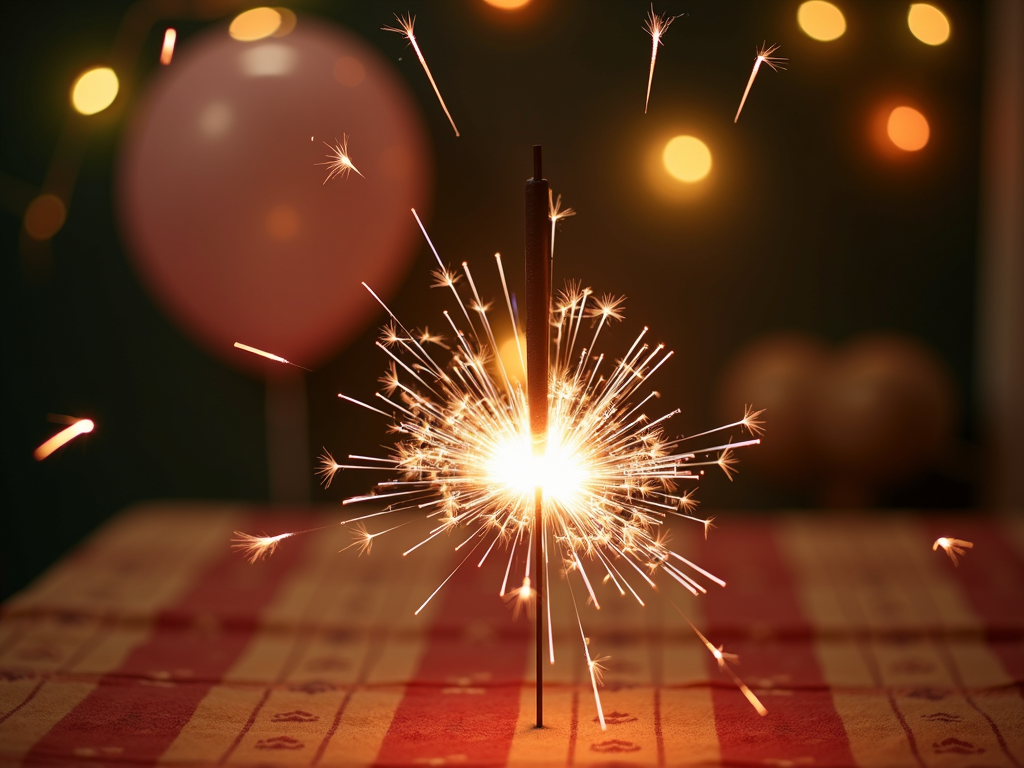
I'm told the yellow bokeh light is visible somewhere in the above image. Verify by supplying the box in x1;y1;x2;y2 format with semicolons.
887;106;930;151
23;194;66;240
482;0;531;9
908;4;950;45
71;67;118;115
662;136;712;183
797;1;847;41
229;7;282;42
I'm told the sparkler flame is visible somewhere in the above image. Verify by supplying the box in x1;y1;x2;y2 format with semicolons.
317;135;363;182
235;209;765;727
643;6;677;114
932;536;973;566
734;43;787;123
384;13;460;137
34;418;94;461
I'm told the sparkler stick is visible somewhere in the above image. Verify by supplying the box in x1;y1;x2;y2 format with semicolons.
733;43;786;124
384;13;460;137
34;418;94;461
525;144;551;728
643;6;677;114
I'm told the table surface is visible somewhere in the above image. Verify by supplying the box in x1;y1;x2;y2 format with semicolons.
0;504;1021;767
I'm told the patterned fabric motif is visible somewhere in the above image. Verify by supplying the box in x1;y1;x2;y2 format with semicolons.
0;503;1021;767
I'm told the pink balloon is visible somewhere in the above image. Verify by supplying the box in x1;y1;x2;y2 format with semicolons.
118;19;432;374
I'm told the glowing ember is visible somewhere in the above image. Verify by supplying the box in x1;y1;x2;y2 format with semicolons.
34;419;94;461
317;135;364;183
160;28;176;65
643;5;677;114
233;342;311;371
932;536;973;566
236;208;764;727
384;13;460;137
734;43;786;123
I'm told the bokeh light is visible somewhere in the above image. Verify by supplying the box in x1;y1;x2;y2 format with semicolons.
23;194;66;240
229;7;282;42
887;106;930;151
483;0;532;9
797;1;847;41
71;67;119;115
274;8;297;36
908;4;950;45
663;136;712;183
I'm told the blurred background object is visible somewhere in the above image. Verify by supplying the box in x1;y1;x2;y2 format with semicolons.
2;0;1019;601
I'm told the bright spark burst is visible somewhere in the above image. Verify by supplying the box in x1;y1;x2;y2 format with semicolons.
233;342;311;371
679;606;766;716
34;419;94;461
734;43;786;124
236;209;764;728
548;189;576;266
160;28;176;66
933;536;973;566
232;531;295;564
644;6;677;114
317;135;364;183
384;13;460;137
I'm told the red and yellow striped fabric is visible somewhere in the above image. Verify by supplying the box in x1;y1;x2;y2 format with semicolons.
1;504;1021;766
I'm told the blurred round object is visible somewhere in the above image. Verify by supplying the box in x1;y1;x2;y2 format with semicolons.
72;66;119;115
118;18;431;375
814;333;957;484
717;333;830;485
23;194;67;240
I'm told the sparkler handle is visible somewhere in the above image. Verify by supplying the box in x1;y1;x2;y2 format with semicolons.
525;144;551;728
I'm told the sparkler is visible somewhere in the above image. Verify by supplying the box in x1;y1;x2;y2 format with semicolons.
160;28;176;66
234;187;765;727
233;342;311;371
34;418;94;461
384;13;460;137
734;43;786;124
933;536;973;566
317;135;363;183
643;6;677;114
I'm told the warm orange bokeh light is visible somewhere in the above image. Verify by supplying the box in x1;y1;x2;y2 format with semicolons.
229;7;281;41
663;136;712;183
71;67;119;115
483;0;532;9
887;106;930;151
797;1;846;41
908;4;950;45
23;194;66;240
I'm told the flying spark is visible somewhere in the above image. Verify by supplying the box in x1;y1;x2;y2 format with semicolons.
548;190;576;267
932;536;973;566
34;418;94;461
734;43;786;123
160;28;176;65
317;135;364;182
384;13;460;137
644;6;677;114
236;209;763;727
233;342;311;371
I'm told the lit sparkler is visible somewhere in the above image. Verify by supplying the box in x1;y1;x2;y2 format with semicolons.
932;536;973;566
384;13;460;137
34;418;94;461
160;28;176;66
233;342;311;371
235;208;764;727
317;135;363;183
644;6;677;114
734;43;786;123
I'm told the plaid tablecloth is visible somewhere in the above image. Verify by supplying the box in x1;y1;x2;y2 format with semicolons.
0;504;1021;767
